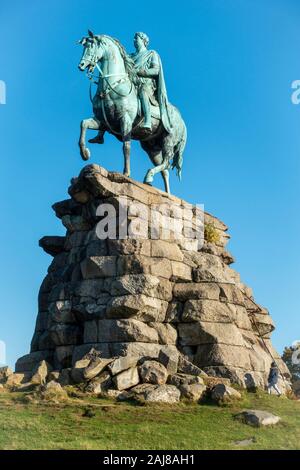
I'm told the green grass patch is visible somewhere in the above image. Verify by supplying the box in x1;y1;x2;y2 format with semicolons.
204;223;220;244
0;390;299;450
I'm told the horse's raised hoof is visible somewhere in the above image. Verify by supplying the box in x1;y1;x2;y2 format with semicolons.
144;170;154;185
81;148;91;161
88;135;104;144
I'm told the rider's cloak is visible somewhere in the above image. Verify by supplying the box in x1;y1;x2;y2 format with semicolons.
131;49;172;134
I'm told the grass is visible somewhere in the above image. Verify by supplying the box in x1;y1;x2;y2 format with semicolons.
204;223;220;244
0;389;299;450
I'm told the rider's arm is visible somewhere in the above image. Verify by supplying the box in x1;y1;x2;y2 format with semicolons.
137;52;160;78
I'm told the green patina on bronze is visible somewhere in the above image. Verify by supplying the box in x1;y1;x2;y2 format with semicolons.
77;31;187;194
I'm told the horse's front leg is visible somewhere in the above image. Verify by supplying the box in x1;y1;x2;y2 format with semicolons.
79;117;100;161
123;138;131;177
121;114;132;177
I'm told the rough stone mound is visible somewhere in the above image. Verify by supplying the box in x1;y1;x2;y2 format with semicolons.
14;164;290;394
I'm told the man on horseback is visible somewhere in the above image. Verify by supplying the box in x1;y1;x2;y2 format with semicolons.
131;32;172;134
88;31;173;144
78;31;186;193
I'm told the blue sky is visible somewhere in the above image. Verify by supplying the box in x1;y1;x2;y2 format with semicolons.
0;0;299;368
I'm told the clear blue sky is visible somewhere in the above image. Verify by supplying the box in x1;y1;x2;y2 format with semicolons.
0;0;299;368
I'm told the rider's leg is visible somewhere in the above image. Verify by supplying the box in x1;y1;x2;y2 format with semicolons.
88;121;106;144
161;169;170;194
88;129;105;144
140;88;152;130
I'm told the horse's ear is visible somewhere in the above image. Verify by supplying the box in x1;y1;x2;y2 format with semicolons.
88;29;94;38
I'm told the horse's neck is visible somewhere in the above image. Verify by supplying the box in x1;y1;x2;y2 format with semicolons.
98;45;126;78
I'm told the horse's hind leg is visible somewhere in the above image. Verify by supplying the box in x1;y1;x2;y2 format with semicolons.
141;145;163;182
140;143;170;193
161;170;170;194
144;159;169;189
144;136;173;193
79;117;100;161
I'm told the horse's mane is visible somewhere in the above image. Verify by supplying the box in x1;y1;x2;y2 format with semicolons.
97;35;137;82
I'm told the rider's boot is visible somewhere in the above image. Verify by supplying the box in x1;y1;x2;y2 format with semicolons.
88;131;105;144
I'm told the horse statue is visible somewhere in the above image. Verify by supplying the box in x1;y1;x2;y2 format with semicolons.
77;31;186;194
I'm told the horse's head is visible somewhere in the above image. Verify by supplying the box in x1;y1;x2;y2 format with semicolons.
78;30;103;73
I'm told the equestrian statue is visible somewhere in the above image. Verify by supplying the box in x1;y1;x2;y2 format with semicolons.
78;31;187;194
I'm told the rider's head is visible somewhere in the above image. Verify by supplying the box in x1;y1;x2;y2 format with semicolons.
134;32;149;48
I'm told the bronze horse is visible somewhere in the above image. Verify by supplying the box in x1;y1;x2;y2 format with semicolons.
78;32;186;194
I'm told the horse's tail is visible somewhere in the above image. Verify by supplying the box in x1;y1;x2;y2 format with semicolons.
172;123;187;181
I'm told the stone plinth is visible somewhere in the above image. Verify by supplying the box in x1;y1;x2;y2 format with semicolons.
16;164;290;391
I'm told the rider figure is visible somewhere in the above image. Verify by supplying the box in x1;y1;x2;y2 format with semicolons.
132;32;172;134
